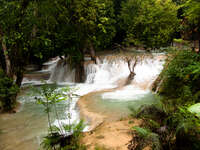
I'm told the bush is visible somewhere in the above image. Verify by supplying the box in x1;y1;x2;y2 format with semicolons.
131;49;200;150
34;83;86;150
129;104;200;150
0;69;19;112
41;120;86;150
158;50;200;105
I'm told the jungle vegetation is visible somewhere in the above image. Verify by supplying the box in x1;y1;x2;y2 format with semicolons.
0;0;200;149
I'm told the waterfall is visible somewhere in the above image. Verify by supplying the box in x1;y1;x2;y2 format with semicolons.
44;53;165;98
84;59;129;85
83;55;164;87
48;59;75;83
15;52;165;148
45;53;165;113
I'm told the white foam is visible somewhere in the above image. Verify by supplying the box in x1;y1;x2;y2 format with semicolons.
101;85;149;101
22;53;165;132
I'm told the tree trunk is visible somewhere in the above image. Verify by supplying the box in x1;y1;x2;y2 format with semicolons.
16;70;24;87
125;58;138;85
1;37;12;77
89;42;97;64
0;48;6;70
199;39;200;53
75;61;84;82
75;49;85;82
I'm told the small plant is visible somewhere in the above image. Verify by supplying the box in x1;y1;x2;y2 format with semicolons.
129;126;161;150
34;82;86;150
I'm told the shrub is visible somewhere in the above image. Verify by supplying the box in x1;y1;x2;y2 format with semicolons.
129;104;200;150
158;50;200;105
0;69;19;112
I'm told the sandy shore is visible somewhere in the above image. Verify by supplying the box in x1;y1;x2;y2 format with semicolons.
77;90;142;150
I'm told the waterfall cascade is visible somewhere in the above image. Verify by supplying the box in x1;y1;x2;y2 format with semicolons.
49;59;75;83
47;54;164;86
0;52;165;150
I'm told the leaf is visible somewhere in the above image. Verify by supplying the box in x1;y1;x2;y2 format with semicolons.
132;126;151;138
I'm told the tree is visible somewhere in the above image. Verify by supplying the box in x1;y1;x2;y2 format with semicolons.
0;0;38;86
182;0;200;51
33;0;116;82
119;0;179;48
72;0;116;61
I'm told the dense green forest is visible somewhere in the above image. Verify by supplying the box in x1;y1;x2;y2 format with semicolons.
0;0;200;149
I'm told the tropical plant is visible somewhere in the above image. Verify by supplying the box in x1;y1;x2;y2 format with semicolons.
129;126;161;150
158;50;200;105
129;103;200;150
34;83;86;150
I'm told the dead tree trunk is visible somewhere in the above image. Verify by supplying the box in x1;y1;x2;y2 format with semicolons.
125;57;138;85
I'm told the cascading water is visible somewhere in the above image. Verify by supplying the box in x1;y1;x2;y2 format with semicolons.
0;51;165;150
100;55;164;101
85;59;130;85
48;59;75;83
83;54;164;90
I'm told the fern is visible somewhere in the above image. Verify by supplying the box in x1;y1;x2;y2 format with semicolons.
132;126;151;138
131;126;162;150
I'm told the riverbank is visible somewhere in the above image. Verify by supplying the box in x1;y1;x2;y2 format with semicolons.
77;90;143;150
0;101;21;114
81;118;141;150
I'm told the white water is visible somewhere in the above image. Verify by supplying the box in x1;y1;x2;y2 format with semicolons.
20;53;165;131
49;59;76;83
85;59;129;85
23;53;165;125
0;52;165;150
101;57;164;101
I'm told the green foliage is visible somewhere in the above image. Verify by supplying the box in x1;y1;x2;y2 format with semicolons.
72;0;116;49
183;0;200;24
34;83;86;150
169;106;200;149
173;38;189;46
139;49;200;149
131;126;161;150
0;0;38;73
158;50;200;105
181;0;200;43
119;0;179;48
130;104;200;150
41;120;86;150
132;126;151;138
0;69;19;111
